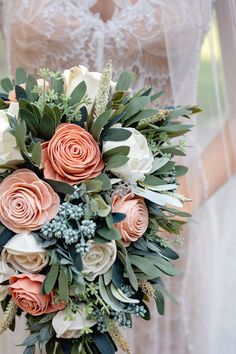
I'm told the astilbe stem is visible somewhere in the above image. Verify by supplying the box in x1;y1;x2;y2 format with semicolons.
137;109;172;130
94;60;113;118
109;323;132;354
138;279;156;299
0;298;18;334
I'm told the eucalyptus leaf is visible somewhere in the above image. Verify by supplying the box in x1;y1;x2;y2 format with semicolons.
149;158;170;174
92;109;112;140
1;78;14;93
31;142;42;166
15;85;27;100
112;257;124;288
103;146;130;160
125;109;158;127
129;255;162;278
106;155;129;169
39;323;54;346
45;179;75;195
93;333;116;354
98;276;124;312
112;212;126;224
155;289;165;315
26;75;38;101
134;187;183;208
110;284;139;304
42;264;59;294
19;108;39;136
23;346;35;354
94;173;112;191
0;97;8;109
102;128;132;142
69;81;86;107
151;90;164;102
16;67;27;85
175;165;188;176
40;112;55;140
21;333;39;347
96;226;121;241
59;267;69;302
125;253;138;290
116;70;133;91
122;96;150;121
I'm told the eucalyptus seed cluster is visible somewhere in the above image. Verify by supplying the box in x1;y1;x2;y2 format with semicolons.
111;310;132;328
41;201;96;246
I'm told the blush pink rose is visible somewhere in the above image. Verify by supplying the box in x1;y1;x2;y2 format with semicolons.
42;123;104;185
112;193;149;247
9;274;66;316
0;169;59;233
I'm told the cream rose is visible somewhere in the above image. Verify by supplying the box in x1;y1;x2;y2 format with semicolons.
0;110;21;170
0;260;16;301
82;240;116;281
2;233;49;273
52;306;96;339
103;127;153;181
63;65;115;110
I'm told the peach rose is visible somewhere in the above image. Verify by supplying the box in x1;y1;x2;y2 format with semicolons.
112;193;149;246
9;274;65;316
42;123;104;185
0;169;59;233
8;79;50;102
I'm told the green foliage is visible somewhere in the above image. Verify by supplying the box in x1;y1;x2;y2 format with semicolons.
69;81;87;107
101;128;132;142
42;264;59;295
116;70;133;91
0;65;198;352
1;77;14;93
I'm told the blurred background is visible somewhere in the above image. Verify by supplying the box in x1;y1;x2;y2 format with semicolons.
0;12;226;147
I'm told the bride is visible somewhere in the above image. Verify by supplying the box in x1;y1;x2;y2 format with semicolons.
1;1;236;353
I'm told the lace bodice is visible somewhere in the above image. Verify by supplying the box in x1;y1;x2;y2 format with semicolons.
2;0;211;104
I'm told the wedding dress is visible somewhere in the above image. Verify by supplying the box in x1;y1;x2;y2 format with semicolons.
1;1;235;354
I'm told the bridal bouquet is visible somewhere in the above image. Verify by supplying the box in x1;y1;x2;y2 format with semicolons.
0;63;198;354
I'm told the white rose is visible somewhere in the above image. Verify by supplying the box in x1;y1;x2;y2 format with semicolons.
0;260;16;301
2;233;49;273
82;240;117;281
52;306;96;339
103;127;154;181
0;110;21;171
63;65;115;109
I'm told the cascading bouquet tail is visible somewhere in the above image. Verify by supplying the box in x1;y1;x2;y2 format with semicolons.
0;62;199;354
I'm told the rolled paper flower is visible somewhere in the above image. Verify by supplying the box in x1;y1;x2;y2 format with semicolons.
0;110;22;171
2;233;49;273
63;65;116;112
42;123;104;185
0;169;60;233
9;274;66;316
52;306;96;338
0;260;16;301
82;240;117;281
103;127;153;181
112;193;149;246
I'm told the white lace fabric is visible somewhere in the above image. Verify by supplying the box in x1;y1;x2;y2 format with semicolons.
2;0;210;105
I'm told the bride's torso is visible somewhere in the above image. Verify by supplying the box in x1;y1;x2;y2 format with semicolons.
2;0;211;104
